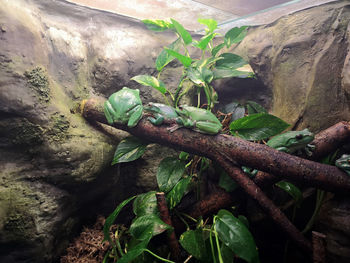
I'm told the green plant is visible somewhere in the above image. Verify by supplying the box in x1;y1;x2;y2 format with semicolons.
132;18;254;110
103;18;304;263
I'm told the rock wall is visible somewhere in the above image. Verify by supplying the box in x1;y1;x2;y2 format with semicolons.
233;0;350;131
0;0;349;262
0;0;178;262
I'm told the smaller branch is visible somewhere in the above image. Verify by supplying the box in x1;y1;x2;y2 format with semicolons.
216;156;312;252
312;231;327;263
156;192;181;263
311;121;350;160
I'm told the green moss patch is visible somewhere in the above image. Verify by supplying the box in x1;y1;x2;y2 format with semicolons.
47;113;70;142
0;118;44;146
24;67;50;102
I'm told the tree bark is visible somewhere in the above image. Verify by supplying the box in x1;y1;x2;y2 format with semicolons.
82;98;350;193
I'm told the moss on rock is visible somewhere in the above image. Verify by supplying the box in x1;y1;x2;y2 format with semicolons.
0;118;44;146
47;113;70;142
24;67;50;102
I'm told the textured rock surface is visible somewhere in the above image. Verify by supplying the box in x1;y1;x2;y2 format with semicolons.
0;0;179;262
232;0;350;132
317;195;350;263
1;0;350;262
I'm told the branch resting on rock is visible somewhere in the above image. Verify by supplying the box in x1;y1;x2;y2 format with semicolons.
81;98;350;193
81;98;350;252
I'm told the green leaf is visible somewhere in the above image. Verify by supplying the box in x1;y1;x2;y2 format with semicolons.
213;68;255;79
117;238;150;263
131;75;167;94
215;209;259;263
218;170;238;192
212;43;225;56
194;33;217;50
133;191;158;217
179;229;209;261
170;18;192;45
156;38;182;71
103;195;136;243
246;101;267;114
224;26;248;47
130;214;172;240
157;157;186;193
192;56;223;69
230;113;290;141
275;181;303;206
187;67;213;85
166;177;191;210
220;243;234;263
238;215;250;228
213;53;254;79
111;136;148;164
142;19;173;32
178;151;189;161
221;102;245;121
216;53;248;69
198;18;218;33
164;48;192;67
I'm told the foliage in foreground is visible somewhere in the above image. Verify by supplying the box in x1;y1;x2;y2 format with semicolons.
101;18;341;263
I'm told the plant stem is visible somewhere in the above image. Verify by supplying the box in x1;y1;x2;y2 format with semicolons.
302;190;325;234
144;249;176;263
209;226;217;263
213;217;224;263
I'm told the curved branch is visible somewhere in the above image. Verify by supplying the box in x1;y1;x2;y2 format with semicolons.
82;98;350;193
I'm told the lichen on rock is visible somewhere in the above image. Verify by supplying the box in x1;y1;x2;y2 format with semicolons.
24;67;50;102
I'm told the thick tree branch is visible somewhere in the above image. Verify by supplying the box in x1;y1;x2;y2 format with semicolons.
82;98;350;193
215;157;311;251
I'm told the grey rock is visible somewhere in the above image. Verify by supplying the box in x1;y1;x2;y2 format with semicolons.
1;0;350;262
231;0;350;132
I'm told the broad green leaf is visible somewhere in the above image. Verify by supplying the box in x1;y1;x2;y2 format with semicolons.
230;113;290;141
224;26;248;47
216;53;248;69
275;181;303;206
130;214;172;240
164;48;192;67
111;136;148;164
215;209;259;263
131;75;167;94
171;18;192;45
221;243;234;263
142;19;173;32
238;215;250;228
213;68;255;79
117;238;150;263
157;157;186;193
179;229;209;261
212;43;225;56
166;177;191;210
194;33;217;50
187;67;213;85
246;101;267;114
178;151;189;161
221;102;245;121
218;170;238;192
103;195;136;243
133;191;158;216
156;38;182;71
192;56;223;69
198;18;218;33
